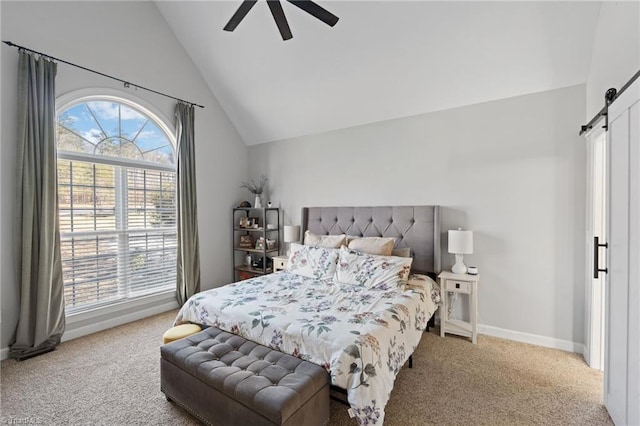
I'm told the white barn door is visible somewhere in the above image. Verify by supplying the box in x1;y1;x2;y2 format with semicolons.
605;77;640;426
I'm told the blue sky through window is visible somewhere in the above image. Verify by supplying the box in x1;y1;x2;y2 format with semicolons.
57;100;174;165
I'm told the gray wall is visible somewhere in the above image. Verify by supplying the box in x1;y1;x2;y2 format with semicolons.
0;2;248;351
586;1;640;119
248;85;586;345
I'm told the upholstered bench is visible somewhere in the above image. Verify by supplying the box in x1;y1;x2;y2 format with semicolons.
160;327;330;426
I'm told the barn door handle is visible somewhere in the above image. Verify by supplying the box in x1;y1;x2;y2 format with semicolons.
594;236;608;279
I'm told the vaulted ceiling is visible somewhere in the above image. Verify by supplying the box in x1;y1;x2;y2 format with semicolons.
156;1;601;145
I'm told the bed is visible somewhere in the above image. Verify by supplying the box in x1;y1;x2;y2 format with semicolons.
175;206;442;425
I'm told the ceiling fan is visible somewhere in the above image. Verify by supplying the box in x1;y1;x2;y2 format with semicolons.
223;0;339;41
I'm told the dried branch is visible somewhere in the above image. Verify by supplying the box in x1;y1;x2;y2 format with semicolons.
240;174;268;195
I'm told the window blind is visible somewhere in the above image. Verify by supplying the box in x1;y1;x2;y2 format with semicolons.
59;159;176;312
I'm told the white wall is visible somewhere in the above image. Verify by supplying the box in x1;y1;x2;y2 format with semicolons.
586;1;640;119
0;2;248;352
248;85;587;348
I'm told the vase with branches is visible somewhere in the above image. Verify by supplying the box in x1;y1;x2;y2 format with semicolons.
240;175;268;208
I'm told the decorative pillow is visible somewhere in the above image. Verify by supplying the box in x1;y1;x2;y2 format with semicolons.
286;243;339;280
303;230;346;248
392;247;411;258
347;236;395;256
335;246;413;288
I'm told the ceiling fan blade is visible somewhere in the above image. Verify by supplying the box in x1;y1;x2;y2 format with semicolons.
287;0;339;27
223;0;259;32
267;0;293;40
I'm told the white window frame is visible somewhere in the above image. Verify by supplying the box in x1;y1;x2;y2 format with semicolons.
56;89;178;318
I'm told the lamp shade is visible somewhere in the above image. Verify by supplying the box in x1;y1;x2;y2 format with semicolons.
448;229;473;254
283;225;301;243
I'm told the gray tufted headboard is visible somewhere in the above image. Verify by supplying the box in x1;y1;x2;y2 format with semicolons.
301;206;441;276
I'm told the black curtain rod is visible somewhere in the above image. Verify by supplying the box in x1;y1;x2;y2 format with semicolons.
580;68;640;135
2;40;205;109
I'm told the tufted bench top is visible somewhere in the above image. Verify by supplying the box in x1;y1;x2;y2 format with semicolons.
161;326;329;425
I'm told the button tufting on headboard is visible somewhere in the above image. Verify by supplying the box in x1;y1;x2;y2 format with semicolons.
302;206;440;275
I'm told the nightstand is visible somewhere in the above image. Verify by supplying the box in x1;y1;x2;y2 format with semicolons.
272;255;288;272
438;271;479;344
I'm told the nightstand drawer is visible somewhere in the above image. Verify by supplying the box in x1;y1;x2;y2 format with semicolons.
273;257;287;271
445;280;471;294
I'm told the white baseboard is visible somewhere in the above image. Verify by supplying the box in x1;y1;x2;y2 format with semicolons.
478;323;586;354
0;300;178;361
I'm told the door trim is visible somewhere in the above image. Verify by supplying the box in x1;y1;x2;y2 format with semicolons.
584;123;606;370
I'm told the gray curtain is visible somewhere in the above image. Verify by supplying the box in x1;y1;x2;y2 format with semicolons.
175;102;201;305
10;52;65;360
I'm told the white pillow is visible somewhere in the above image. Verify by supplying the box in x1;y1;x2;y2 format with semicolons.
303;230;346;248
347;236;395;256
335;246;413;288
286;243;339;280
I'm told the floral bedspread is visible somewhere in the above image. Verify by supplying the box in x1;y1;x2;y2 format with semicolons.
175;272;440;425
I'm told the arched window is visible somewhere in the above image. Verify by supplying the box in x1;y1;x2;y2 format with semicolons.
56;96;176;313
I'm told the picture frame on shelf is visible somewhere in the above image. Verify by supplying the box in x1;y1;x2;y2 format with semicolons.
239;217;250;228
255;237;265;250
239;235;253;248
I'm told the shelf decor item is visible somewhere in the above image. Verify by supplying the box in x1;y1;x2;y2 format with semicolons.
240;175;268;209
239;235;253;248
448;228;473;274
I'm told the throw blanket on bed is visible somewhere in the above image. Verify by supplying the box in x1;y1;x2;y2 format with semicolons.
175;272;440;425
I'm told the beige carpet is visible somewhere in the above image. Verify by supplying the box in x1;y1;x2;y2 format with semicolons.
1;311;612;425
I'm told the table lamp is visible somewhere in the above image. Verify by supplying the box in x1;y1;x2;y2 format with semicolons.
448;228;473;274
283;225;301;255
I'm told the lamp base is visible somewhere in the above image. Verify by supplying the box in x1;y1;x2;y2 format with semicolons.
451;254;467;274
